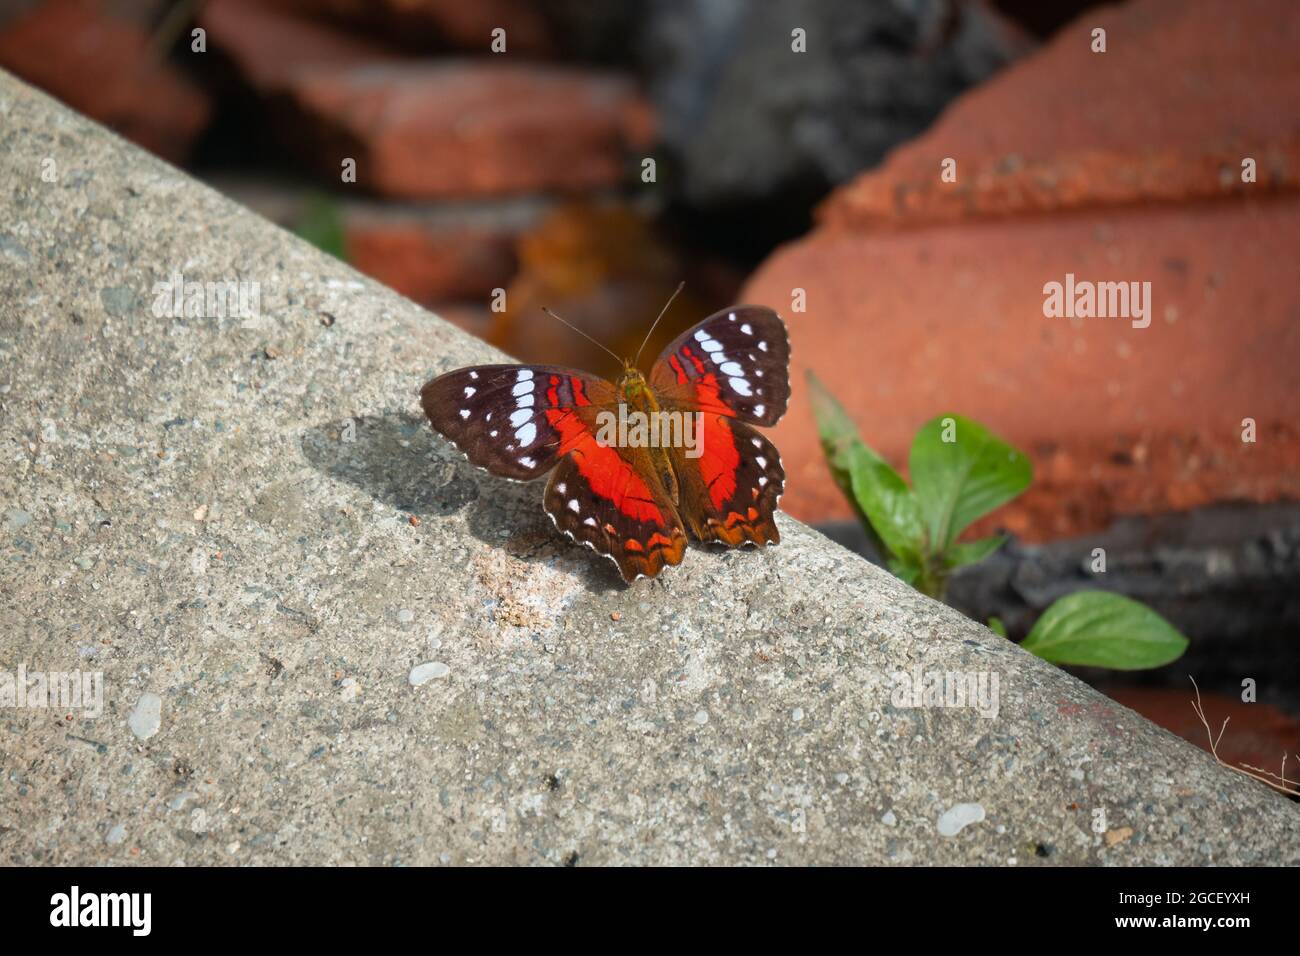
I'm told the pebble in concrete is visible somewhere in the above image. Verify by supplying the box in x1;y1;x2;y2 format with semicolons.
937;803;986;837
127;693;162;740
409;662;450;686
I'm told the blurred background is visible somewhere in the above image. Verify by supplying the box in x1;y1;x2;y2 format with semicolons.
2;0;1297;774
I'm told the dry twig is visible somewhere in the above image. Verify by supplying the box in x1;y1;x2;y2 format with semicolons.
1189;677;1300;797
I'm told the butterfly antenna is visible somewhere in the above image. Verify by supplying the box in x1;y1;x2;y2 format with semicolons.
633;281;685;369
541;306;623;366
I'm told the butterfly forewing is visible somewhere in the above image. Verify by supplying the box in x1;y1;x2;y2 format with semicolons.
649;305;791;427
421;364;616;481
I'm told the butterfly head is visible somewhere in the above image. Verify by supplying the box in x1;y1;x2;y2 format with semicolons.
617;361;650;401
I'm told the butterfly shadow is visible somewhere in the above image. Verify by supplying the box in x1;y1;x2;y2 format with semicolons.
299;412;627;592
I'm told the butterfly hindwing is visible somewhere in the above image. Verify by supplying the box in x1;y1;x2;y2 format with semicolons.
421;364;616;480
668;415;785;547
543;446;686;582
649;305;790;426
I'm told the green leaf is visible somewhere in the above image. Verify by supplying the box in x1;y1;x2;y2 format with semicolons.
848;444;925;563
807;371;881;489
909;414;1031;549
987;617;1008;638
887;556;921;586
807;371;888;555
295;193;347;261
944;534;1005;569
1020;591;1189;670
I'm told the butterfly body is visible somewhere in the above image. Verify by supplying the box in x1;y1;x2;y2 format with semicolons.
422;306;790;582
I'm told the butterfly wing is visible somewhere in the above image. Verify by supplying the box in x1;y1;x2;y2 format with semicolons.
648;306;790;547
648;305;791;426
421;364;686;581
543;445;687;582
421;364;614;480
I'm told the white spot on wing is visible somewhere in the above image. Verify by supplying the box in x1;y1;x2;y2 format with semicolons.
758;341;768;351
568;499;580;512
517;369;533;382
516;422;537;446
512;380;532;397
756;456;767;468
729;377;753;396
584;517;597;526
754;403;766;416
556;482;566;495
509;409;531;427
519;456;536;468
741;323;753;335
463;386;476;397
720;361;743;376
459;409;470;419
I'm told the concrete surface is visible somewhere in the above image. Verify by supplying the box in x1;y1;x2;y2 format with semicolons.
1;70;1296;865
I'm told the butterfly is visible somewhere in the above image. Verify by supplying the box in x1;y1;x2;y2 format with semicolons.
420;298;790;582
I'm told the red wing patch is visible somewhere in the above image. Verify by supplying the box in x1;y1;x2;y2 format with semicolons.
649;305;790;426
543;433;685;582
421;365;615;481
670;417;784;548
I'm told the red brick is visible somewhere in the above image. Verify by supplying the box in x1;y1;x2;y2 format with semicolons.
743;200;1300;539
821;0;1300;230
268;0;554;55
286;62;653;198
0;0;210;163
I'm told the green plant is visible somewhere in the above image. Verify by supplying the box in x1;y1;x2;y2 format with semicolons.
295;193;347;261
809;371;1188;671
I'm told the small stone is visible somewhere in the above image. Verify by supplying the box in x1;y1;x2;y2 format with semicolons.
397;608;415;623
1104;826;1134;847
693;709;709;725
937;802;985;837
835;772;849;785
409;661;450;686
610;611;621;622
127;692;162;740
190;808;209;833
408;514;421;526
791;707;804;722
264;346;281;359
106;824;127;845
193;504;208;521
4;508;31;531
339;677;361;701
881;810;897;827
